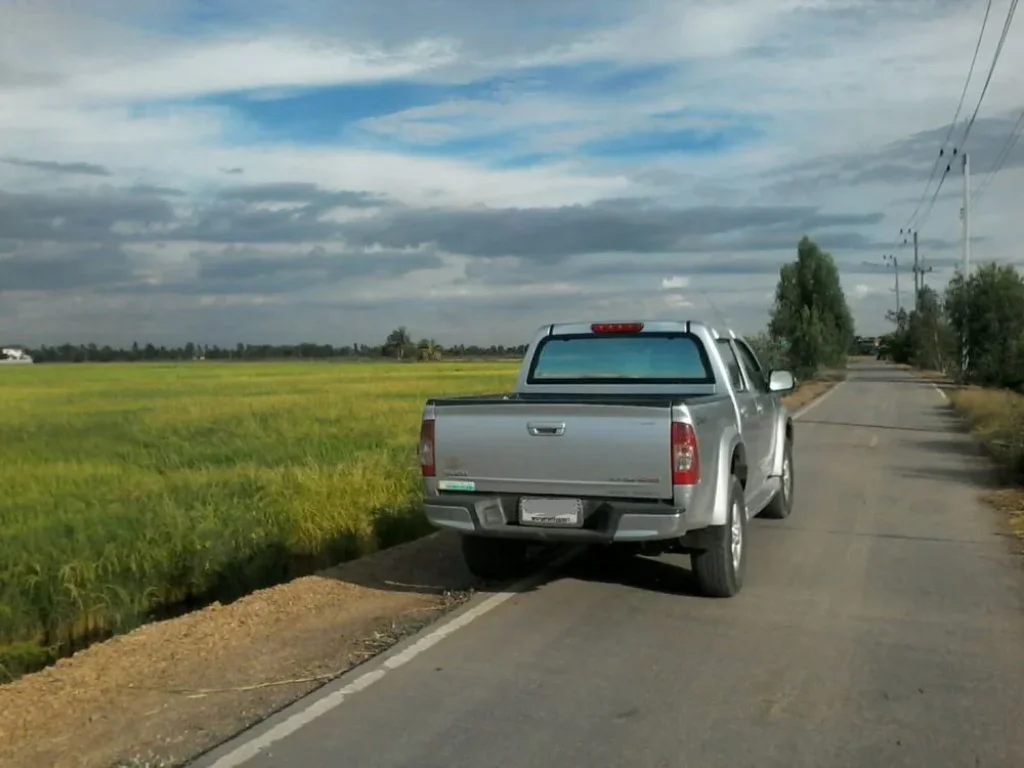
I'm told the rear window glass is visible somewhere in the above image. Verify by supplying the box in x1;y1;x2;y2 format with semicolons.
527;333;713;384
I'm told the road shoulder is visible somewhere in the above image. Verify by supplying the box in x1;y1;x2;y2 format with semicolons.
907;366;1024;549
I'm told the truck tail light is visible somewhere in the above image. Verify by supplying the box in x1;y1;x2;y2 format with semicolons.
671;422;700;486
418;418;435;477
590;322;644;334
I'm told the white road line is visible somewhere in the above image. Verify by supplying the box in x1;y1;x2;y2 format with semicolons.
207;378;849;766
793;379;845;420
205;549;580;768
934;383;949;401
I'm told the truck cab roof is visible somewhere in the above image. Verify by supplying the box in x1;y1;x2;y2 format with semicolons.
545;320;740;341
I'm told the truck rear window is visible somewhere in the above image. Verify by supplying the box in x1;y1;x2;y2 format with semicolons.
527;332;714;384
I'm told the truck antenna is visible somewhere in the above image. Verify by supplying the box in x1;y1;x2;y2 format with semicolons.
702;293;731;331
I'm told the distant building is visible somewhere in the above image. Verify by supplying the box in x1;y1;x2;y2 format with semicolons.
0;347;33;364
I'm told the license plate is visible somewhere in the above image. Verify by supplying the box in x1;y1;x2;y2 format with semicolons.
518;497;584;527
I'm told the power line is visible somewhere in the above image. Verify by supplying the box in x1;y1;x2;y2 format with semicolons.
902;0;993;233
915;156;954;232
973;105;1024;202
959;0;1019;149
915;0;1018;235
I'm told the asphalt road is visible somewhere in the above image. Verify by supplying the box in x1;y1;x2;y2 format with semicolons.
201;362;1024;768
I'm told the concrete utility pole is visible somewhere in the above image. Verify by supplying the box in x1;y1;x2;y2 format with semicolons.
960;151;971;374
910;229;933;305
884;254;900;316
912;230;920;307
961;152;971;275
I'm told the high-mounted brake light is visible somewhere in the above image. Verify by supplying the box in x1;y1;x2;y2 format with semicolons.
671;422;700;486
418;418;436;477
590;322;644;334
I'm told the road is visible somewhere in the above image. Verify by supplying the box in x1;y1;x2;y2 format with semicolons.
200;362;1024;768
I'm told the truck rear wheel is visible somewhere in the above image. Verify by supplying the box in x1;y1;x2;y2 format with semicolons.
691;476;747;598
759;437;793;520
460;535;530;582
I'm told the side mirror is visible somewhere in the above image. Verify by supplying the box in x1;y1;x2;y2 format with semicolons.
767;369;795;393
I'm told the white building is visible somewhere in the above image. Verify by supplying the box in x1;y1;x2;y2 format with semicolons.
0;347;33;364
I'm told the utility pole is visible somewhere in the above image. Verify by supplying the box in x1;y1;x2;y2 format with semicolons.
864;255;902;319
912;229;920;307
883;254;900;316
960;151;971;374
961;152;971;275
910;229;934;303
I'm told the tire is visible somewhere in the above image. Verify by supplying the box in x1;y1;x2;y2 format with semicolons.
760;437;794;520
691;476;747;598
460;535;530;581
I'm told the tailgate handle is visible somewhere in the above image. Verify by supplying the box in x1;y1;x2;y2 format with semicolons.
527;422;566;436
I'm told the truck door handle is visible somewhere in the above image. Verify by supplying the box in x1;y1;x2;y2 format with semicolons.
527;422;566;436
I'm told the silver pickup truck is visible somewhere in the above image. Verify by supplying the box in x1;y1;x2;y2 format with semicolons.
417;320;797;598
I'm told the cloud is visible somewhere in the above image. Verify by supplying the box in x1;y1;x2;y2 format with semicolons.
0;243;135;290
661;275;690;289
3;0;1024;346
3;156;111;176
216;182;387;208
342;201;883;259
130;184;186;197
776;111;1024;190
0;189;175;242
191;244;441;288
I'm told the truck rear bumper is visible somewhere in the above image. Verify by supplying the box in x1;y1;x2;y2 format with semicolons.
423;493;693;543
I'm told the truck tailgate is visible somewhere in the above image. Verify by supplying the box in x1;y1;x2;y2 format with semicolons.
433;401;674;500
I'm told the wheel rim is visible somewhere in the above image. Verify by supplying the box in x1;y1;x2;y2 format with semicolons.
730;498;743;571
782;453;792;505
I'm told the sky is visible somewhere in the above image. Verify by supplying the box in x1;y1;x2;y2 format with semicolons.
1;0;1023;348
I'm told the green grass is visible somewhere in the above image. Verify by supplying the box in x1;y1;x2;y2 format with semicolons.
0;361;518;679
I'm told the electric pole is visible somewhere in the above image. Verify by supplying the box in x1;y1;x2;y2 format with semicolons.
961;152;971;275
910;229;934;303
960;151;971;373
912;230;920;306
883;254;900;316
900;227;925;308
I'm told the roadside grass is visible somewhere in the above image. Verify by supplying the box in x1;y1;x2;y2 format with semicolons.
0;361;841;681
903;368;1024;545
946;387;1024;539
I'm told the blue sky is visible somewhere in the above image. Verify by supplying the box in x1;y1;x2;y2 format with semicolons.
195;62;760;164
1;0;1023;346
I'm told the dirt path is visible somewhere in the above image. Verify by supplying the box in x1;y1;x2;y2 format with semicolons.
0;380;837;768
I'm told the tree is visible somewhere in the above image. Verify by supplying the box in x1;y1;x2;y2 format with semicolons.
417;338;443;361
768;236;855;378
907;286;956;373
383;327;414;360
946;263;1024;388
747;332;786;371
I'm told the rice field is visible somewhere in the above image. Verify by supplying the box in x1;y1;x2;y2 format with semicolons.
0;360;519;678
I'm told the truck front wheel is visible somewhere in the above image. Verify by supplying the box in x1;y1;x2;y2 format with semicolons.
759;437;793;520
690;476;747;598
460;535;530;582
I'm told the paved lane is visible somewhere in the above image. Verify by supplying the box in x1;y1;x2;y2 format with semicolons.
201;362;1024;768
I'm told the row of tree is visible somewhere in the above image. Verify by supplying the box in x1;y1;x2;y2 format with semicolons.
878;262;1024;390
17;338;529;364
12;236;857;373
